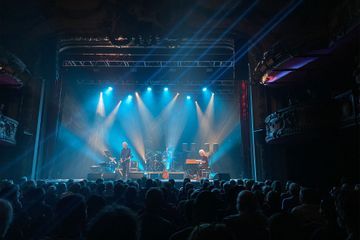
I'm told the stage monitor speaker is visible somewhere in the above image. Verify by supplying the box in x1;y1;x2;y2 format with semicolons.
87;173;102;181
129;172;144;179
102;173;118;181
213;173;231;181
169;172;185;180
89;165;101;173
148;172;162;179
130;161;138;168
130;161;138;172
212;143;219;153
204;143;210;152
190;143;197;152
182;143;188;152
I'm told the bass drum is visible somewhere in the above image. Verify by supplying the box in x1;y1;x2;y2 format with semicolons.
153;160;164;171
146;159;164;171
103;163;116;173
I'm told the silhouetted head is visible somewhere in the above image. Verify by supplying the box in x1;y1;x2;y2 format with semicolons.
68;182;81;194
335;189;360;234
236;190;259;214
183;178;191;188
188;223;233;240
265;190;281;210
57;182;67;194
289;183;300;196
87;195;106;220
0;199;13;238
194;191;219;223
237;179;244;186
125;186;138;202
271;180;282;193
87;205;137;240
0;184;19;204
54;194;86;238
265;179;272;186
23;187;45;205
105;182;114;191
114;182;126;198
285;180;292;191
213;179;221;188
168;179;175;187
145;179;153;189
145;188;164;211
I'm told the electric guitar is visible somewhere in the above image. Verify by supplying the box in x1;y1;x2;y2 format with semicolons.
120;155;131;164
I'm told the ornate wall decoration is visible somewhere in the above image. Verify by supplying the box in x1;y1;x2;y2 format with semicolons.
0;113;18;145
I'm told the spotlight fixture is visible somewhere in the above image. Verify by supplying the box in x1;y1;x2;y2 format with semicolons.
147;87;152;91
202;87;207;92
186;96;191;100
105;86;113;95
164;87;169;91
127;94;133;100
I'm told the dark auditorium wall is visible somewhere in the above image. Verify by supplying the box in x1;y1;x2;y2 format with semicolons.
246;0;359;188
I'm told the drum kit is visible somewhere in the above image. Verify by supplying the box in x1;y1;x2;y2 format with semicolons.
145;150;169;171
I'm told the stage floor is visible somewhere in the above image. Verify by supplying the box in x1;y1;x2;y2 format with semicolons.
85;170;211;182
46;178;205;188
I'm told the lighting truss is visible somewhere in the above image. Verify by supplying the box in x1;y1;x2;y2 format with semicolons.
63;60;234;68
58;37;238;99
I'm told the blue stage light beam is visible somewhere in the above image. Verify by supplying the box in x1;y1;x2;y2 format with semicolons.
207;0;303;87
171;0;259;84
186;96;191;100
157;93;180;128
164;87;169;92
145;0;238;84
116;2;201;84
135;92;156;144
104;100;122;127
164;94;188;154
202;87;207;92
96;92;105;117
147;87;152;92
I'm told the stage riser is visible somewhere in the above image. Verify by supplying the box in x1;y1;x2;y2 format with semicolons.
87;172;187;181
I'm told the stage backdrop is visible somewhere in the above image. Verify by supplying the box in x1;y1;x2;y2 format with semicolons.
53;82;243;179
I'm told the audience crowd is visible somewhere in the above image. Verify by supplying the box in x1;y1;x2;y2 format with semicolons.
0;176;358;240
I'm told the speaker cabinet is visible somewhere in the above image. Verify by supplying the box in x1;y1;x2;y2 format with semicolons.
182;143;188;152
102;173;119;181
213;143;219;152
213;173;231;181
169;172;185;180
129;172;144;179
87;173;102;181
147;172;162;179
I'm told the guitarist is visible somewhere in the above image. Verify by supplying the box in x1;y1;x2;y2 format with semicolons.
120;141;132;180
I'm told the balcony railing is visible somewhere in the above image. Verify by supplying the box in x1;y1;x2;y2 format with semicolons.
265;103;336;143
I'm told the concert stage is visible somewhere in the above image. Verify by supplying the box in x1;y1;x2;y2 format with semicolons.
45;177;219;189
43;37;246;180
